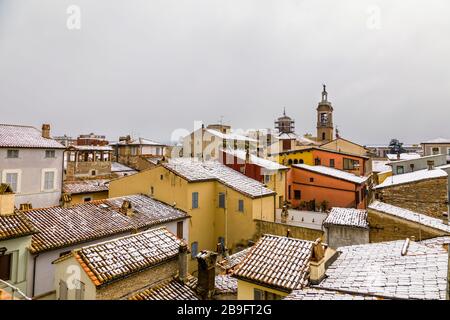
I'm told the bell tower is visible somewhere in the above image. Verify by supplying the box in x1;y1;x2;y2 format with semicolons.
316;84;334;142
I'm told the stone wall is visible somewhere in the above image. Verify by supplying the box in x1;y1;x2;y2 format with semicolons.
96;259;178;300
254;220;323;242
368;209;449;243
375;177;448;218
325;225;369;249
118;155;157;171
66;161;112;178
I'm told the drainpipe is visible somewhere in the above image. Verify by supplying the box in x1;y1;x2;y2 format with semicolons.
31;254;39;298
61;149;67;200
447;244;450;300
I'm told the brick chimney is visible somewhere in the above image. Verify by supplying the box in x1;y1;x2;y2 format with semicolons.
42;124;51;139
61;193;73;208
120;199;133;216
0;184;15;216
309;238;332;285
178;243;188;284
196;250;217;300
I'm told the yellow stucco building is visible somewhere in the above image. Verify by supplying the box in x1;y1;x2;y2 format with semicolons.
109;158;276;271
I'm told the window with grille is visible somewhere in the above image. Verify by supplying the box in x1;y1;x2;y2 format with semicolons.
7;150;19;158
45;150;56;158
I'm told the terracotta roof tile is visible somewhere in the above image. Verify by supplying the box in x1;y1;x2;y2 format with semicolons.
0;212;37;241
76;228;183;287
232;234;314;291
0;124;65;149
323;208;369;229
164;158;275;198
25;194;188;254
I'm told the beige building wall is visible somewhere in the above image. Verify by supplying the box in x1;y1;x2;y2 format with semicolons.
109;166;275;272
236;279;287;300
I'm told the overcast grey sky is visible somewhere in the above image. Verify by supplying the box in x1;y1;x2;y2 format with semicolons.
1;0;449;145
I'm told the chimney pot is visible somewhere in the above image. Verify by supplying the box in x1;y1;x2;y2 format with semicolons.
309;238;328;285
196;250;218;300
42;124;51;139
178;243;188;283
120;200;133;216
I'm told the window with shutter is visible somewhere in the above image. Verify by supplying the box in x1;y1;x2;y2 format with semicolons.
218;193;225;208
238;199;244;212
0;253;12;280
44;171;55;190
192;192;199;209
177;221;183;238
5;173;18;192
191;242;198;259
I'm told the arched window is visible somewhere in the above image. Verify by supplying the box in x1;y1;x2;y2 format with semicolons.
288;159;293;165
322;132;326;140
299;159;304;164
293;159;298;164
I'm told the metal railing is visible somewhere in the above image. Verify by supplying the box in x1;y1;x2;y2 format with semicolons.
0;280;31;300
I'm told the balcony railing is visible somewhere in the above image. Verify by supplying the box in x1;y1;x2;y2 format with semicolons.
0;280;31;300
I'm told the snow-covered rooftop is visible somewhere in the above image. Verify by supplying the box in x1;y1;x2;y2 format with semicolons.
316;240;448;300
292;164;368;184
0;124;65;149
323;207;369;229
422;137;450;144
387;154;446;165
72;145;113;151
386;153;421;161
206;129;257;142
374;168;447;189
222;148;288;171
63;179;110;194
164;158;275;198
115;137;166;146
111;162;137;173
369;201;450;233
372;160;391;173
276;132;297;140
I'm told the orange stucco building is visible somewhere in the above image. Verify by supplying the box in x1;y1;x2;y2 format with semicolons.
287;164;369;210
